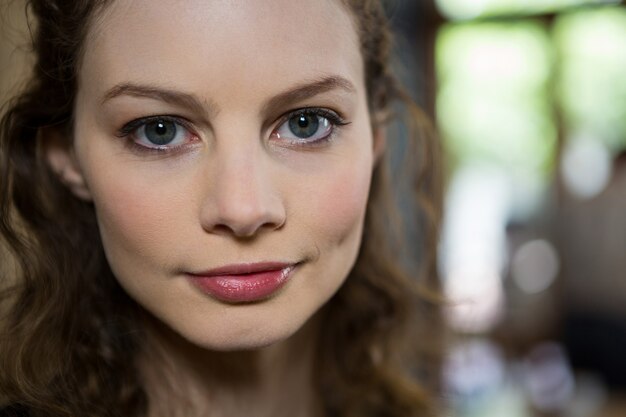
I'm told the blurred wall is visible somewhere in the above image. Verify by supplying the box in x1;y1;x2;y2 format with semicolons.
0;0;30;283
1;0;31;108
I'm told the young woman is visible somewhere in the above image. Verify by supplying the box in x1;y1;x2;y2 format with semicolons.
0;1;443;416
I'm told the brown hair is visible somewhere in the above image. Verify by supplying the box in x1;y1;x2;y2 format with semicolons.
0;1;443;416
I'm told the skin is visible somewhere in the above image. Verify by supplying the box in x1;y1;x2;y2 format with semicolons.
50;0;380;415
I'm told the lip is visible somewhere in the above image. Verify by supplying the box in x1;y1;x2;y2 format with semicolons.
187;262;297;303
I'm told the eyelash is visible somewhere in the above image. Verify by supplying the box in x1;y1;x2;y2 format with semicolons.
115;107;350;155
272;107;349;148
116;115;198;156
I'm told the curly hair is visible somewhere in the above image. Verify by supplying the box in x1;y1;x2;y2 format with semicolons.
0;1;443;416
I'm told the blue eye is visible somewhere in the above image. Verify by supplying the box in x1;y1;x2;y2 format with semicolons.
273;108;347;145
288;114;324;139
143;119;179;145
119;116;197;151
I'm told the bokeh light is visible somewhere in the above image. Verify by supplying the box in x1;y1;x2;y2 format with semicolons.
437;21;556;177
560;135;612;199
435;0;621;20
511;239;560;294
555;6;626;151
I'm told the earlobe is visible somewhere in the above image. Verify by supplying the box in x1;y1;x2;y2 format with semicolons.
42;127;93;201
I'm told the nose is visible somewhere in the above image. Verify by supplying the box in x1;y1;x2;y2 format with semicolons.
199;147;286;238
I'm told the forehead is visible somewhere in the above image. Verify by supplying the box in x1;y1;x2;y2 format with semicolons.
81;0;363;102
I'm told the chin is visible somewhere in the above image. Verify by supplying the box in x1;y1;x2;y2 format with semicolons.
188;326;298;352
153;300;318;353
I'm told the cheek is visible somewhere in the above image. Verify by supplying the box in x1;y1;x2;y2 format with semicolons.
84;163;195;276
302;156;373;252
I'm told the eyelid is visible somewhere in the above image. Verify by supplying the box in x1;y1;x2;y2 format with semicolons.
269;107;351;148
116;114;196;138
275;107;348;129
116;114;201;155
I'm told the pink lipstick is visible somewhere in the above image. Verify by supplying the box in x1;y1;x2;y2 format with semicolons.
187;262;296;303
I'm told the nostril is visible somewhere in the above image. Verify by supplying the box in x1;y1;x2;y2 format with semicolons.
211;223;237;236
215;222;259;238
204;204;286;238
197;162;286;238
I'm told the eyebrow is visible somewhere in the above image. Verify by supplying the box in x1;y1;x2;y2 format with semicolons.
100;75;356;118
263;76;356;116
101;84;215;116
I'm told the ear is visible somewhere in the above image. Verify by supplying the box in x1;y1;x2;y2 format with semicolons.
42;127;92;201
372;127;386;165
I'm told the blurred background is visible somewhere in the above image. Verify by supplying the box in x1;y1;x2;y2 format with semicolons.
2;0;626;416
386;1;626;416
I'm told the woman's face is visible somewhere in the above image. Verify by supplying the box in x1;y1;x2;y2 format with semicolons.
71;0;376;350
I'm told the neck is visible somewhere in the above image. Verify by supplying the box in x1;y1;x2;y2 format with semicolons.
137;311;321;417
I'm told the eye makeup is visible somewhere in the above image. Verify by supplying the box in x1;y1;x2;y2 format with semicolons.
270;107;350;148
115;114;201;156
115;106;351;156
